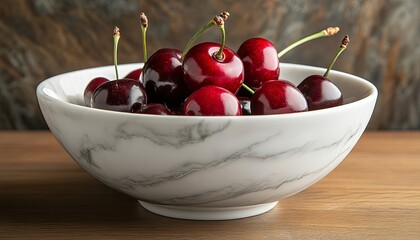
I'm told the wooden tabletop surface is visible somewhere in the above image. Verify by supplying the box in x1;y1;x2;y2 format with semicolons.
0;131;419;239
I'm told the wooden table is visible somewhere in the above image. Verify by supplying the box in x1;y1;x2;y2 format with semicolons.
0;131;419;239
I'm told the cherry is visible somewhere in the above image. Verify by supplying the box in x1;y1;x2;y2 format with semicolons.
298;35;349;111
92;79;147;112
297;75;343;110
251;80;308;115
83;77;109;106
124;68;142;80
131;103;173;115
237;38;279;90
183;42;244;94
183;15;244;94
142;48;187;107
91;27;147;112
183;85;242;116
141;12;228;107
237;27;340;92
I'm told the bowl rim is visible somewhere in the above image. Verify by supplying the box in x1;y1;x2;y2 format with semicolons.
36;63;378;121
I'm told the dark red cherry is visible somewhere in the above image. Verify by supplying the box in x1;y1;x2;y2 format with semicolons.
131;103;173;115
237;38;279;90
124;68;142;80
142;48;188;107
236;27;341;92
297;75;343;110
251;80;308;115
91;79;147;112
84;77;109;106
238;97;252;115
297;35;350;111
182;42;244;94
183;85;242;116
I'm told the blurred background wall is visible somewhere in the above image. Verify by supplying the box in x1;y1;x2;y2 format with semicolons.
0;0;418;130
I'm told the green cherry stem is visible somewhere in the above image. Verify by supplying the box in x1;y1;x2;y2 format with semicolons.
140;12;148;63
277;27;340;59
181;21;214;58
181;11;230;59
113;26;120;79
242;83;255;94
324;35;350;77
214;16;226;60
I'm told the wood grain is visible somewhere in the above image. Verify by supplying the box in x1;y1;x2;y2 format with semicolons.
0;131;419;239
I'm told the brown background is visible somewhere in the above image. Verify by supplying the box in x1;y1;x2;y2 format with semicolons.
0;0;419;130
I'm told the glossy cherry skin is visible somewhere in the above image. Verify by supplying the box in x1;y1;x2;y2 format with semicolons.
237;38;280;90
251;80;308;115
124;68;142;80
183;85;242;116
238;96;252;115
84;77;109;106
182;42;244;94
297;75;343;110
142;48;188;107
131;103;173;115
91;79;147;112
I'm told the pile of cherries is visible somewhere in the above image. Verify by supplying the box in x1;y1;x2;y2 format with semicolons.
84;12;350;116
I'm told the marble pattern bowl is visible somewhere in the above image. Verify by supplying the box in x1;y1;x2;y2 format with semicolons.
36;63;377;220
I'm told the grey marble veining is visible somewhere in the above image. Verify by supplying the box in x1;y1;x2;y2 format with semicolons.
105;124;361;205
114;120;231;148
36;63;377;210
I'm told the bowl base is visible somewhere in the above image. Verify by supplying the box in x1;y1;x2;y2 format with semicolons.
138;200;278;220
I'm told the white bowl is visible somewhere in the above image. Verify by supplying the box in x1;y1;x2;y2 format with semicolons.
36;63;377;220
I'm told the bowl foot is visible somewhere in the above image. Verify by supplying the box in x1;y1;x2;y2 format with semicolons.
138;201;278;220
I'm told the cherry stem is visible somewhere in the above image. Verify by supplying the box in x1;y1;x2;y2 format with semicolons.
277;27;340;58
242;83;255;94
113;26;120;79
181;12;229;59
140;13;148;63
215;23;226;60
181;21;215;59
324;35;350;77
